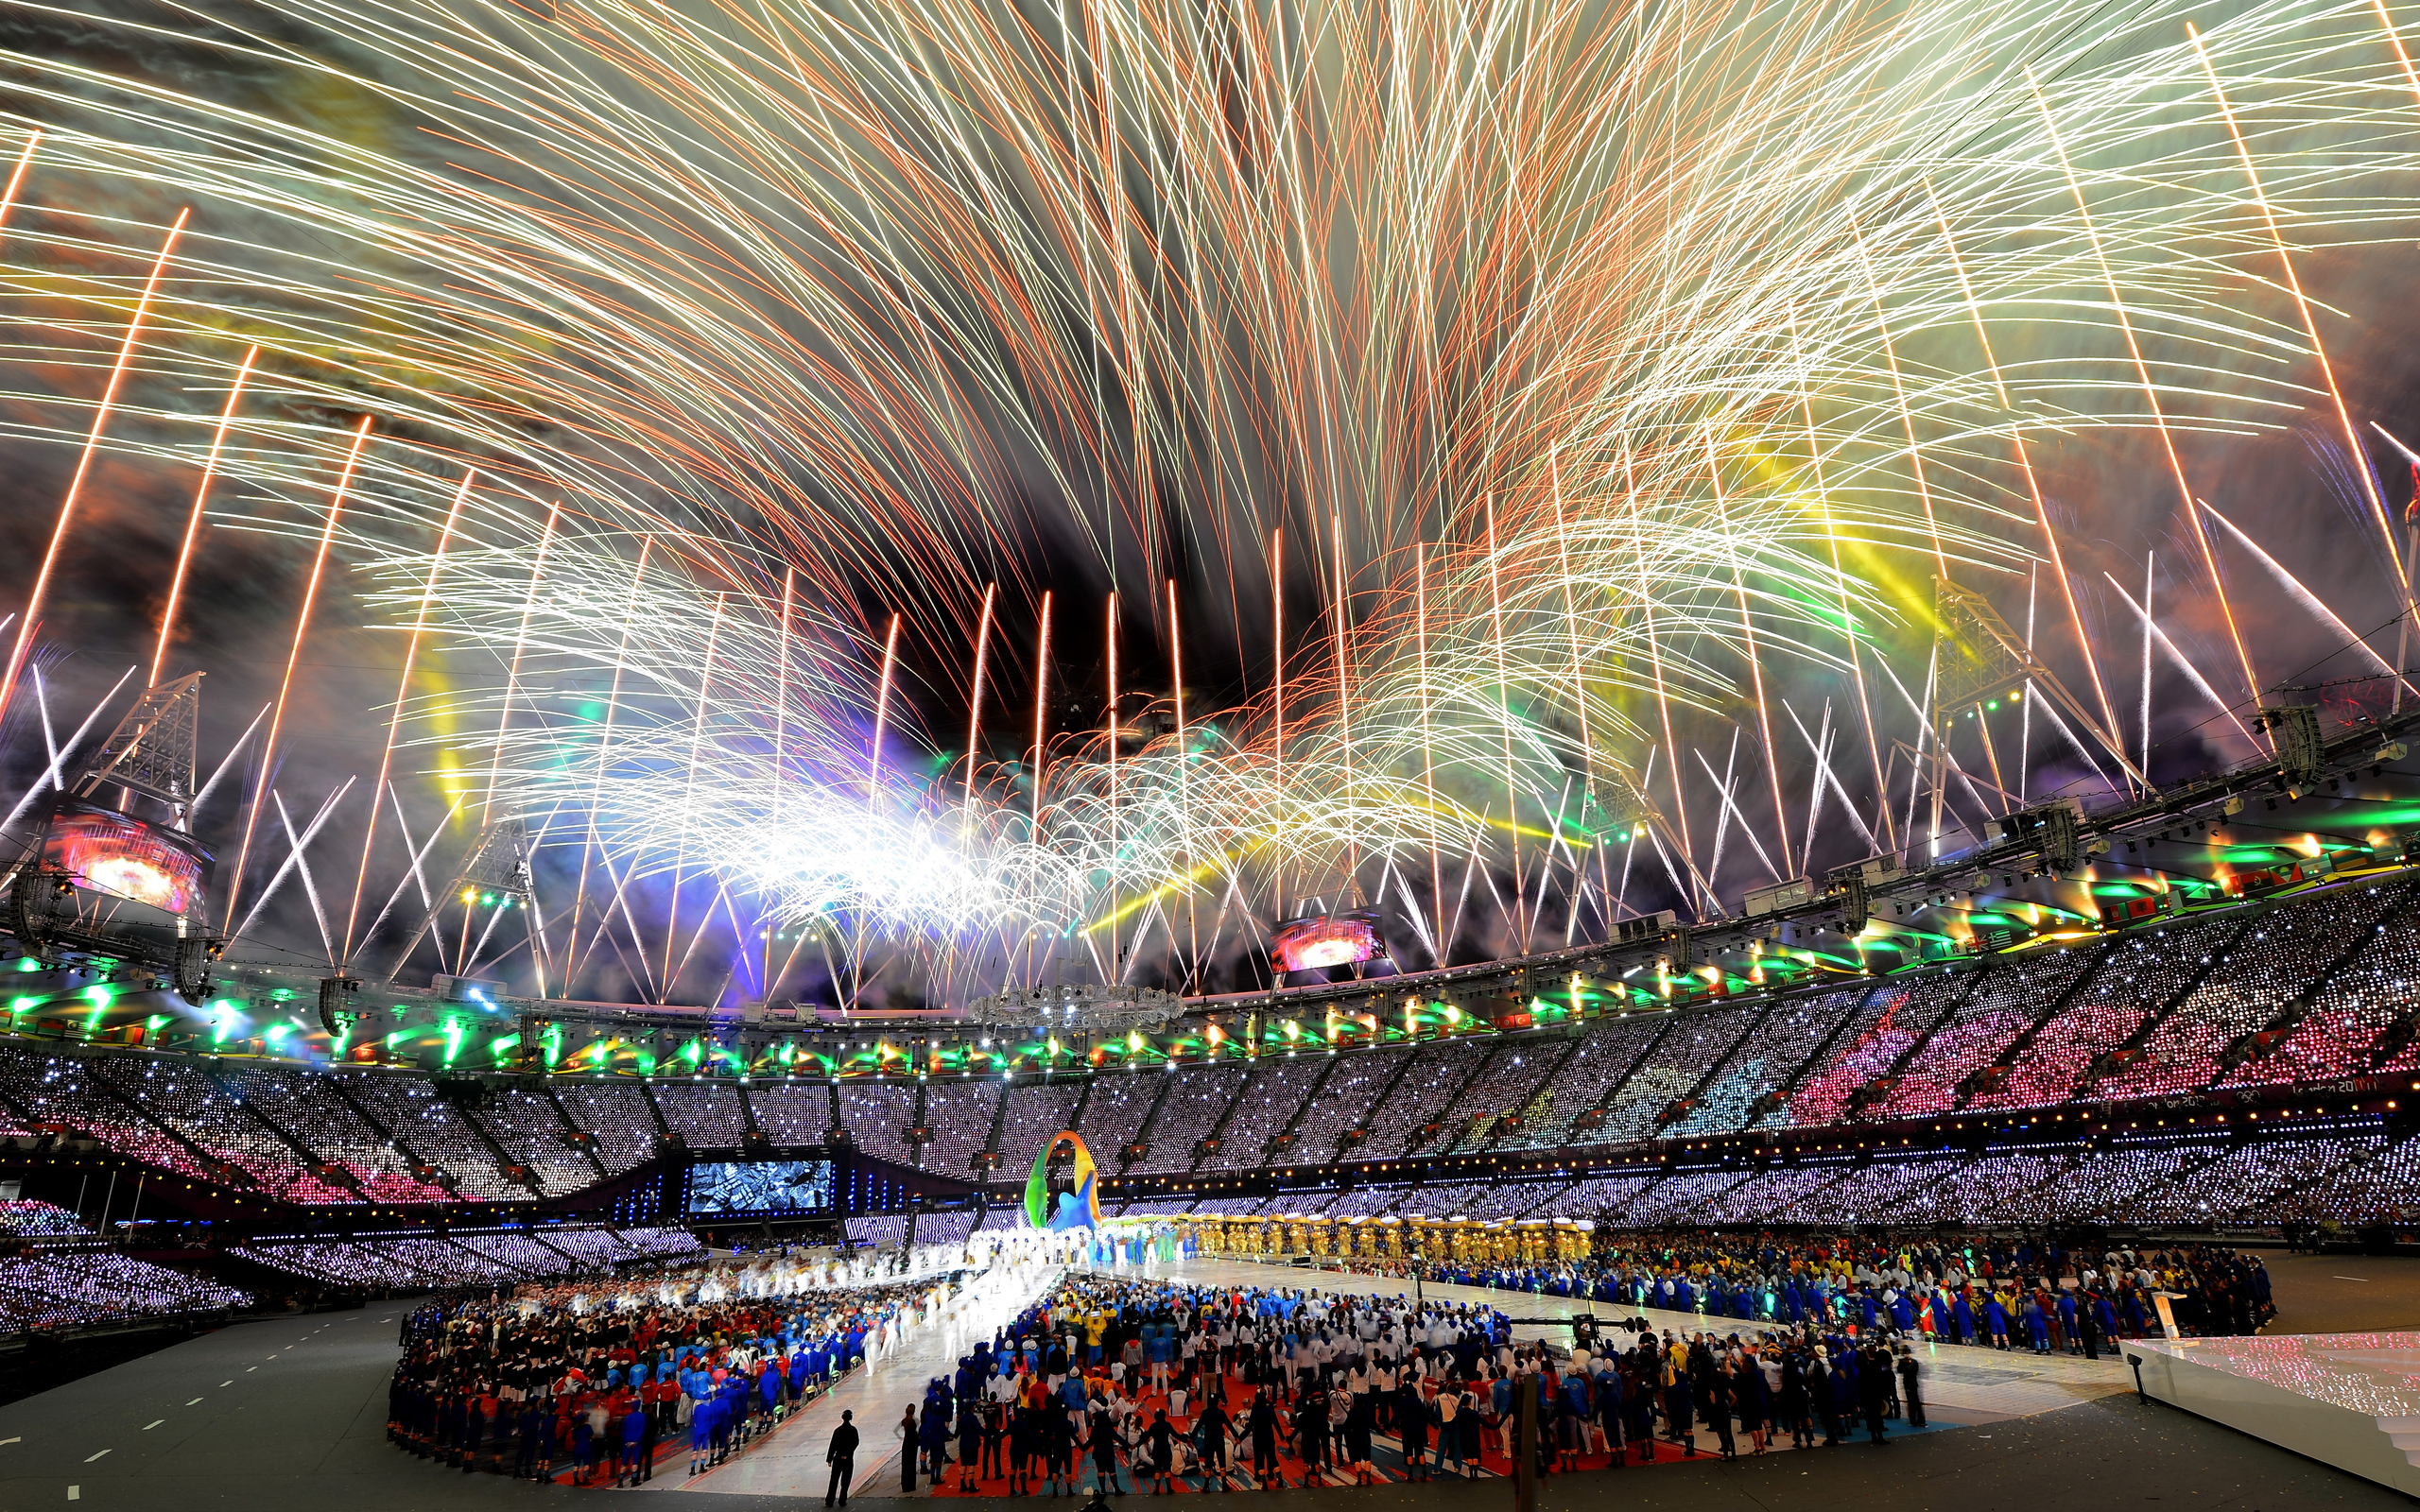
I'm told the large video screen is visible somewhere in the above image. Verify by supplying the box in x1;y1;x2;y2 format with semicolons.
41;800;213;915
1271;911;1379;972
684;1159;836;1216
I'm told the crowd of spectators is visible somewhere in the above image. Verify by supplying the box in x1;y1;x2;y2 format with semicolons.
917;1211;980;1246
550;1081;666;1174
221;1064;455;1201
1879;950;2100;1119
746;1082;831;1147
232;1227;704;1291
651;1085;748;1149
1284;1053;1402;1160
1064;1075;1157;1164
90;1057;355;1204
342;1074;529;1202
916;1083;1001;1174
994;1082;1084;1167
1434;1043;1558;1153
1;877;2413;1241
1195;1057;1325;1171
838;1083;919;1166
468;1087;601;1197
1357;1040;1491;1159
0;1197;92;1235
0;1248;247;1331
1112;1118;2420;1228
1132;1063;1248;1173
846;1214;909;1247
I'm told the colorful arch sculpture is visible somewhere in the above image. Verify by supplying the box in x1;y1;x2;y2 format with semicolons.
1024;1129;1100;1230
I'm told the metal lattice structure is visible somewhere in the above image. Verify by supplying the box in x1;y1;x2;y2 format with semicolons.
381;817;532;982
73;673;202;826
1929;579;2149;850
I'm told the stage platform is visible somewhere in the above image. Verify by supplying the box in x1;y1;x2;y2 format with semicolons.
2124;1332;2420;1497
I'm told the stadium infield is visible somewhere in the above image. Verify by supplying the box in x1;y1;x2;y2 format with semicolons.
5;1248;2417;1510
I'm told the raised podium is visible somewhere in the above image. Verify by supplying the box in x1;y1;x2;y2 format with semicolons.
2124;1332;2420;1496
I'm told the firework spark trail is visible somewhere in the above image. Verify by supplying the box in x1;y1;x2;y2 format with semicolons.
0;208;186;719
0;0;2410;992
152;345;256;688
342;468;473;969
222;415;372;934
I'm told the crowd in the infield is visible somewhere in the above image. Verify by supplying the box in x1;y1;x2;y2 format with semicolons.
1323;1230;2276;1342
883;1269;1963;1497
380;1226;2279;1495
382;1231;1084;1485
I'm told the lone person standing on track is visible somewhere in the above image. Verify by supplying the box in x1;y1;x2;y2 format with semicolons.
825;1408;859;1506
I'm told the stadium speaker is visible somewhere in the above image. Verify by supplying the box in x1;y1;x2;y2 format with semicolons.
2255;704;2325;788
432;1076;490;1110
317;975;360;1037
173;935;224;1005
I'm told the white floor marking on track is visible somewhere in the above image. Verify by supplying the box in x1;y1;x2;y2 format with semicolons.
83;1450;110;1462
0;1435;18;1445
245;1366;255;1372
143;1420;163;1431
186;1399;201;1406
218;1382;232;1387
2334;1276;2370;1282
66;1486;78;1501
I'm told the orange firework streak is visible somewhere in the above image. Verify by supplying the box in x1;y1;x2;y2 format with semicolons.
871;610;903;809
2;209;189;720
964;581;994;823
1416;541;1442;958
1786;304;1893;855
1921;184;2143;762
1548;455;1617;918
481;503;562;829
1622;444;1694;909
1168;578;1196;987
222;413;373;935
1484;497;1526;950
341;469;474;968
2027;67;2262;728
153;346;257;687
0;129;38;237
660;591;728;994
1330;512;1355;897
1704;431;1793;882
2191;24;2420;703
1851;221;1947;582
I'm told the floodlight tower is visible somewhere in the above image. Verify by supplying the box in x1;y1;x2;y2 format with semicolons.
1928;579;2149;855
381;816;536;987
73;672;203;829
